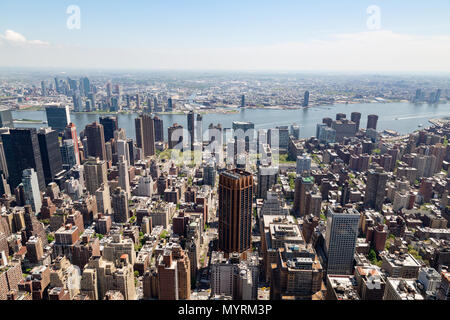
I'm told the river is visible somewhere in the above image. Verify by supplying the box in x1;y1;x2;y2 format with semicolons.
12;102;449;141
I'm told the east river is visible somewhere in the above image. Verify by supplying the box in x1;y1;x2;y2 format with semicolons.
12;102;449;141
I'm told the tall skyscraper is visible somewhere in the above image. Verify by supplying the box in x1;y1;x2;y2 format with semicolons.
127;139;134;165
134;116;143;150
153;116;164;142
157;251;178;300
37;128;63;185
54;77;60;93
135;114;155;157
118;156;131;198
99;116;118;143
325;207;360;275
64;123;80;165
81;77;91;96
22;168;42;214
153;97;159;112
434;89;442;104
241;95;246;108
296;154;311;175
83;158;108;194
364;167;388;211
257;165;278;200
367;114;379;130
106;82;112;98
1;128;46;191
290;124;300;139
60;139;77;169
218;169;254;255
0;110;13;128
168;123;184;150
72;94;83;112
269;126;289;152
232;121;255;153
45;105;71;133
136;93;141;109
351;112;362;131
167;98;173;112
88;93;96;111
0;140;9;180
302;91;310;107
112;187;129;223
117;140;130;164
293;175;314;216
203;162;216;187
196;114;203;145
84;122;107;160
41;80;47;97
187;111;196;151
316;124;336;144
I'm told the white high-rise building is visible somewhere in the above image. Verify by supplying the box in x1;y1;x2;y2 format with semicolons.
118;156;131;198
22;168;42;214
136;175;153;197
257;165;278;200
95;183;112;215
117;139;130;163
210;251;259;300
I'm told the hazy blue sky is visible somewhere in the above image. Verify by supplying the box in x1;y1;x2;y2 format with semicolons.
1;0;450;71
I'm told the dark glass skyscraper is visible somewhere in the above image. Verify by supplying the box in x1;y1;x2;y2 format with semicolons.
187;111;195;151
153;115;164;142
84;122;107;160
364;167;388;211
167;98;173;112
218;169;254;255
0;110;13;128
127;139;134;165
325;207;360;275
1;128;46;191
99;116;118;142
38;128;63;185
303;90;310;107
45;105;70;133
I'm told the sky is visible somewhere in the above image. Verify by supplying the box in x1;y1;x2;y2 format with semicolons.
0;0;450;72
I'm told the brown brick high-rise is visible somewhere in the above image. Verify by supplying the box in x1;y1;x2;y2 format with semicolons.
135;114;156;157
218;169;254;255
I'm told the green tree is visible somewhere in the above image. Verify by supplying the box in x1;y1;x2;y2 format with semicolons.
47;234;55;243
368;249;377;263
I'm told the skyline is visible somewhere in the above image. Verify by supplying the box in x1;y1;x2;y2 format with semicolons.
1;0;450;72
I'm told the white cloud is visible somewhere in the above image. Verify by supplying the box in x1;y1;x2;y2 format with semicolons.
0;30;449;72
0;29;49;46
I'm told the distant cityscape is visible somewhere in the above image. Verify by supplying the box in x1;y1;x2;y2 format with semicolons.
0;72;448;117
0;72;449;302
